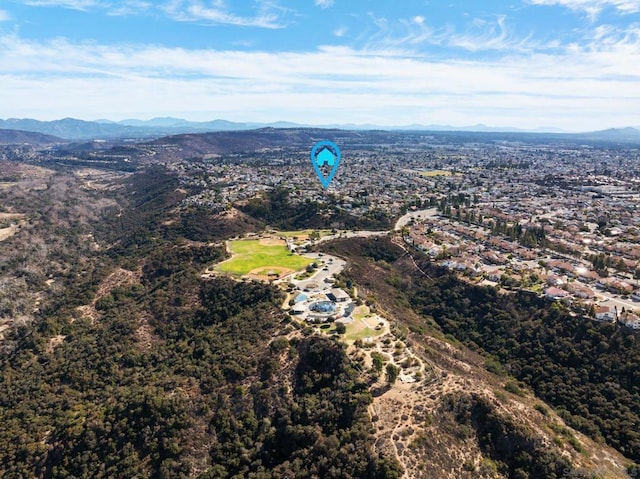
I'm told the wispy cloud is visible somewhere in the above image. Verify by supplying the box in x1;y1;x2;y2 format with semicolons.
361;14;532;55
0;10;11;21
107;1;152;16
20;0;106;10
1;32;638;129
163;0;286;28
17;0;287;24
528;0;640;19
315;0;334;8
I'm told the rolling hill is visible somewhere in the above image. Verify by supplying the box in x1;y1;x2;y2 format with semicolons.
4;116;640;143
0;128;64;145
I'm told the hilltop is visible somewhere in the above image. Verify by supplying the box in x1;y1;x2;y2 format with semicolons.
0;128;64;145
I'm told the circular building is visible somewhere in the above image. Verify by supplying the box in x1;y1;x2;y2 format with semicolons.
309;301;336;314
307;300;338;323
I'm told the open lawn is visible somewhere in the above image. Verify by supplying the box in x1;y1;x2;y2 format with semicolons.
353;305;372;320
216;240;313;277
345;318;386;341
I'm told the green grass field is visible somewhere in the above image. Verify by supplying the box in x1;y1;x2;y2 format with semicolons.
216;240;313;276
352;305;371;320
344;324;381;341
316;320;384;342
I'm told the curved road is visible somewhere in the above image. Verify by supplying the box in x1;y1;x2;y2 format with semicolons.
394;208;438;231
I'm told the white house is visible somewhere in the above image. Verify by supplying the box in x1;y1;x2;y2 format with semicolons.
620;312;640;330
595;306;617;322
328;288;350;302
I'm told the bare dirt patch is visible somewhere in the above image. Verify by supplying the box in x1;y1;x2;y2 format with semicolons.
135;318;160;351
0;213;26;221
75;267;141;323
0;213;27;242
258;237;286;246
46;335;66;354
95;267;140;300
0;324;10;341
246;266;295;281
75;304;99;323
0;225;18;242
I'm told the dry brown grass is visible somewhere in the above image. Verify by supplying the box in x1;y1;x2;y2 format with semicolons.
246;266;295;281
258;237;286;246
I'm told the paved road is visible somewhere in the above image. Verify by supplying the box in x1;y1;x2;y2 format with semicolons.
598;294;640;312
394;208;439;231
295;253;346;292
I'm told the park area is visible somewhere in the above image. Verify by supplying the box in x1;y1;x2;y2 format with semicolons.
215;238;313;279
317;305;388;342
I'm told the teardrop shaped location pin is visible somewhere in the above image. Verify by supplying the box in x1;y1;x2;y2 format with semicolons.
311;140;341;189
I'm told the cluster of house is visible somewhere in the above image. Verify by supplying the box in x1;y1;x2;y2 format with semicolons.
406;211;640;330
584;305;640;329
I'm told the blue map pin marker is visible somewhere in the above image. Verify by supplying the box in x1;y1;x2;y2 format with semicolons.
311;140;341;189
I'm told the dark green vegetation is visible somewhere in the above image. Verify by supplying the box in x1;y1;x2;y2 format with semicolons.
438;393;574;478
324;237;640;470
0;167;401;478
238;187;391;231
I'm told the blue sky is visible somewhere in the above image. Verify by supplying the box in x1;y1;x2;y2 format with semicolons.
0;0;639;130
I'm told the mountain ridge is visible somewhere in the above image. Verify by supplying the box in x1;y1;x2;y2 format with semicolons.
3;116;640;141
0;128;65;145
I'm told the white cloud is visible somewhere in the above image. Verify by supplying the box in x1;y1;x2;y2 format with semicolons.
107;1;152;16
0;10;11;21
528;0;640;18
21;0;106;10
17;0;284;24
163;0;285;28
0;32;638;129
333;26;347;37
315;0;334;8
363;14;530;54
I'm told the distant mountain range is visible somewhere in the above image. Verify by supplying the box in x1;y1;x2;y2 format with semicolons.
97;118;570;134
571;127;640;142
1;117;640;142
